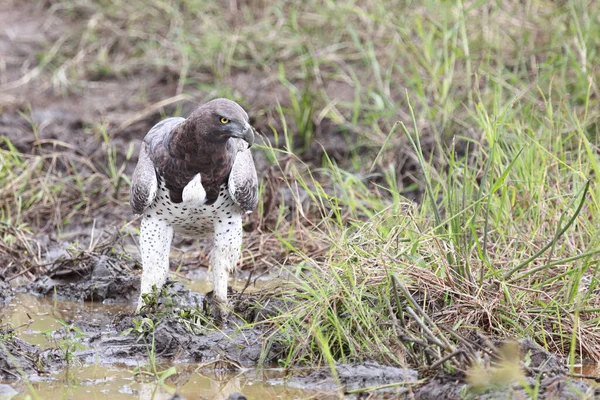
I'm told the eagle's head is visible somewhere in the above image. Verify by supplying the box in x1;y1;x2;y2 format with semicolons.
189;98;254;148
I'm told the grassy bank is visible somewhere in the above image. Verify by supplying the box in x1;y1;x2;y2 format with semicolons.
1;0;600;387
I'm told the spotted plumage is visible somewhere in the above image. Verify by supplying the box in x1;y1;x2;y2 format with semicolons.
130;98;258;320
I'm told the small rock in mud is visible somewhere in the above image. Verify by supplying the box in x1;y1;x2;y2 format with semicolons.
226;393;247;400
273;360;418;393
517;337;563;373
163;281;204;308
28;252;140;303
0;276;11;303
0;328;62;381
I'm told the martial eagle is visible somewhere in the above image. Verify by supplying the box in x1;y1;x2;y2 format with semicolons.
129;98;258;321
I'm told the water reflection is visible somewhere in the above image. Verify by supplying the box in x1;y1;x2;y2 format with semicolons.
1;280;328;400
9;364;332;400
181;269;285;295
2;293;130;347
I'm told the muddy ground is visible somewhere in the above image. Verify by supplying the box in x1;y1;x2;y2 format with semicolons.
2;251;599;399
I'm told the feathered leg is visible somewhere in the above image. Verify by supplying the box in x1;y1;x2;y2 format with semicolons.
137;217;173;312
210;214;243;321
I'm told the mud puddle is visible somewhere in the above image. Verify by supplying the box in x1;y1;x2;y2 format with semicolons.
1;293;413;400
2;293;127;348
4;257;599;399
0;293;332;400
10;363;336;400
181;269;287;297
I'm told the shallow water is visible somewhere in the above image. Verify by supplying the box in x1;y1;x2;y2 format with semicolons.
2;293;128;348
181;269;284;296
3;270;281;348
0;278;332;400
10;364;332;400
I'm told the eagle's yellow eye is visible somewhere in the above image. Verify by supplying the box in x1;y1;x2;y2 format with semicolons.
220;117;230;124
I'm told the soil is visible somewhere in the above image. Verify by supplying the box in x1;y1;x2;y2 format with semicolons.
271;360;418;395
414;375;595;400
18;249;285;366
86;313;282;366
269;348;599;399
7;257;600;399
28;252;141;303
0;326;63;381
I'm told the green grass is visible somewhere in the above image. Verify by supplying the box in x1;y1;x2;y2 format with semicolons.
265;94;599;370
1;0;600;391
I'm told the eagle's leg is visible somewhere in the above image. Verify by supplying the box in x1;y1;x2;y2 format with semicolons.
210;214;243;321
136;218;173;312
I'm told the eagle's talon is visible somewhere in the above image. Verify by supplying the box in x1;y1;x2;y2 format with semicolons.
203;290;230;326
212;302;229;327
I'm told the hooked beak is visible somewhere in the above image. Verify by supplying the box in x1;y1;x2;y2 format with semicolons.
232;123;254;148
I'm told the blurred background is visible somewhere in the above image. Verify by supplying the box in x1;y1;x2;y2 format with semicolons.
2;0;597;244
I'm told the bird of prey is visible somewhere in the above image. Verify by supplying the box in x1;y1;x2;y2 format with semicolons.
129;98;258;321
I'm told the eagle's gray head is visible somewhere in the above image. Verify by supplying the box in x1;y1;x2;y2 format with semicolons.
187;98;254;147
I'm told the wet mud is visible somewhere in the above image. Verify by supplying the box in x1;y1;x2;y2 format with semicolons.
0;277;11;303
88;314;282;366
271;361;418;395
28;252;141;303
412;338;599;399
415;375;596;400
0;326;63;381
3;273;600;399
3;249;600;399
16;249;285;366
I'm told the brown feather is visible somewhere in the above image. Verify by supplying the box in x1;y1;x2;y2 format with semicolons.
145;99;250;204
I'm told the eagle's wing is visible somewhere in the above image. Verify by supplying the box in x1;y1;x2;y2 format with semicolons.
228;139;258;214
130;117;185;214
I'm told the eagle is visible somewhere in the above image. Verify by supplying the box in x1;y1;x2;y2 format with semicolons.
129;98;258;321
